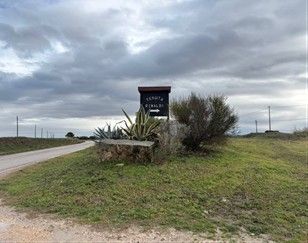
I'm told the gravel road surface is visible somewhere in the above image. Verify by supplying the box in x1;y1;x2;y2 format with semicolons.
0;200;271;242
0;141;94;176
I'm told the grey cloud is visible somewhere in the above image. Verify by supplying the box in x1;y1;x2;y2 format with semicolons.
109;30;247;79
0;0;306;136
0;23;53;56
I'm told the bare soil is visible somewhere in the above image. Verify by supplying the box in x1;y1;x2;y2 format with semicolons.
0;200;273;243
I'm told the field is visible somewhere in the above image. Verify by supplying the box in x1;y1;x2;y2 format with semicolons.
0;137;82;155
0;137;307;242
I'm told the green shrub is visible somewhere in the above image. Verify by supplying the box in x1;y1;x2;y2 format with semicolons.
293;127;308;138
65;132;75;138
171;93;238;151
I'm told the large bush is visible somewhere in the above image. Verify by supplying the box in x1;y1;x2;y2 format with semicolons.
171;93;238;150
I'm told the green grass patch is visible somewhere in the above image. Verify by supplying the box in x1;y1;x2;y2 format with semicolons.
0;137;82;155
0;137;307;242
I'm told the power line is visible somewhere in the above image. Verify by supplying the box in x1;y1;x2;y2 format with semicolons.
240;104;307;117
243;118;306;123
239;109;268;116
270;104;307;108
273;118;307;122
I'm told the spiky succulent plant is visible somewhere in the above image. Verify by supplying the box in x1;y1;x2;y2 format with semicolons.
122;106;160;141
94;123;124;140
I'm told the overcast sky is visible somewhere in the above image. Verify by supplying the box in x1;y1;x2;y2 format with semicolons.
0;0;307;137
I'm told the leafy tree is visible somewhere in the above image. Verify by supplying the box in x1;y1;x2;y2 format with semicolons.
65;132;75;138
171;93;238;150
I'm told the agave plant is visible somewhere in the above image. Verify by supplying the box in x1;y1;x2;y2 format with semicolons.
122;106;160;141
94;123;124;140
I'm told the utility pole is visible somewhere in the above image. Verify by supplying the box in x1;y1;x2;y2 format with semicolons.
47;131;49;139
16;116;19;137
34;124;37;138
255;120;258;133
41;128;43;138
268;106;272;131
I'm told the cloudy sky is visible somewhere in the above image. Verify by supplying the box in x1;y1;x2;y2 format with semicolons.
0;0;307;137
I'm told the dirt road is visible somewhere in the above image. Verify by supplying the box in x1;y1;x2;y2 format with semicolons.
0;199;271;242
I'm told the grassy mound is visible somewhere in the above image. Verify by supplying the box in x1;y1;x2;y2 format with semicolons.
0;137;82;155
0;137;306;242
